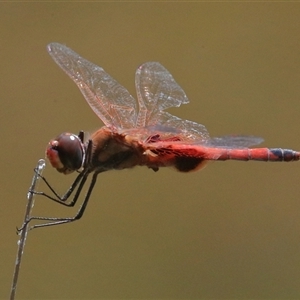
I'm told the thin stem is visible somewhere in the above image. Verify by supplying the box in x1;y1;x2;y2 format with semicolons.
10;159;46;300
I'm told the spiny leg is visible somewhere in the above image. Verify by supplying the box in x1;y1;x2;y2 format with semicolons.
25;172;99;230
32;169;87;205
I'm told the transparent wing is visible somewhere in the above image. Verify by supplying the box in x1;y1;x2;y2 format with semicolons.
47;43;137;129
48;44;214;143
205;135;264;148
135;62;210;142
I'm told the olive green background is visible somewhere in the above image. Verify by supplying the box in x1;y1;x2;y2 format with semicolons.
1;3;300;299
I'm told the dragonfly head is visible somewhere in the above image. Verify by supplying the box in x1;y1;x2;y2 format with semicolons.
46;133;85;174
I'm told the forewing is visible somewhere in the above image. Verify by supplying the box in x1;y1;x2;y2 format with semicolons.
47;43;137;129
135;62;210;142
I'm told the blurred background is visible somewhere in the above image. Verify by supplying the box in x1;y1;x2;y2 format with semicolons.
1;3;300;299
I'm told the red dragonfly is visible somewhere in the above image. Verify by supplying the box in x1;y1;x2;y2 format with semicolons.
29;43;300;229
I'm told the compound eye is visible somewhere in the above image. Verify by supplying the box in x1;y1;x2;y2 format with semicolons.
46;133;85;174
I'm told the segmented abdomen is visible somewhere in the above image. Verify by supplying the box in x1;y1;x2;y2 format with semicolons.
214;148;300;162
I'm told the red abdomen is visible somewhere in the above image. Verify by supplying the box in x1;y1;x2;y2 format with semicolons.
214;148;300;162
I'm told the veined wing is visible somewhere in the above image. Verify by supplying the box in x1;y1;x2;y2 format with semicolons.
205;135;264;148
48;44;211;143
144;135;264;149
135;62;210;142
47;43;137;129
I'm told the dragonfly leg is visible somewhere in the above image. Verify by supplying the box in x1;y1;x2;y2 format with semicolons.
18;171;99;230
30;169;87;205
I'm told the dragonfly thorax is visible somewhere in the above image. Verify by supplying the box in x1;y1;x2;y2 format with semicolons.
89;127;145;171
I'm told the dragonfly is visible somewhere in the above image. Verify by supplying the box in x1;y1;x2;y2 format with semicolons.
27;42;300;229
